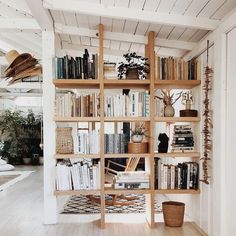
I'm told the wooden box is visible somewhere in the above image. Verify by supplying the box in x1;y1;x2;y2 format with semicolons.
128;142;148;154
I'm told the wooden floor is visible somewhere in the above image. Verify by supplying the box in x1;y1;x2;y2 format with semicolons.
0;166;205;236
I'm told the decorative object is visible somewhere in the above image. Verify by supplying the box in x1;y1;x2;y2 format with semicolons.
130;124;149;143
2;50;42;85
155;90;182;117
56;127;74;154
117;52;149;80
180;91;198;117
128;142;148;154
158;133;169;153
22;157;31;165
201;40;213;185
162;201;185;227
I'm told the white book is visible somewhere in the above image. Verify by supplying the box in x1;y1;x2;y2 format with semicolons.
161;163;164;189
163;165;168;190
170;165;175;189
92;166;97;189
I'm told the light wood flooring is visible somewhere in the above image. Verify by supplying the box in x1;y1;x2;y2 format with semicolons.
0;166;205;236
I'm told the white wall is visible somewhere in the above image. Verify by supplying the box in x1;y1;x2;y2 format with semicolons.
224;26;236;235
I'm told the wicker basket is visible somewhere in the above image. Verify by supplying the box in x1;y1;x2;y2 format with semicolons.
56;127;74;154
162;201;185;227
128;142;148;154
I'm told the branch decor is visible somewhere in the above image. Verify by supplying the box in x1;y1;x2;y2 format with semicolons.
201;40;213;185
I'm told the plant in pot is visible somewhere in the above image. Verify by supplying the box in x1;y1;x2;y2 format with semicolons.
117;52;149;80
0;110;28;164
131;124;149;143
155;90;182;117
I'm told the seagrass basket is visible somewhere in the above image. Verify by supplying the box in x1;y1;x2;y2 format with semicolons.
128;142;148;154
56;127;74;154
162;201;185;227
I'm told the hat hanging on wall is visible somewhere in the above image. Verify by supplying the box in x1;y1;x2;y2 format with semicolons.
2;50;42;84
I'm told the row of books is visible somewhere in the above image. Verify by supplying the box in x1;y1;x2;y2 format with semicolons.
155;55;200;81
104;133;128;154
171;125;195;152
104;91;150;117
54;50;98;79
56;161;101;191
78;130;100;154
55;92;100;117
154;159;199;190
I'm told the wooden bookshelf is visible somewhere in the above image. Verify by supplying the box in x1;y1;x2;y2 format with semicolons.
54;190;101;196
53;79;100;88
50;24;202;229
54;116;100;122
154;152;200;158
104;153;150;158
155;189;200;194
104;188;150;195
104;79;150;89
155;117;200;122
54;154;100;159
104;117;150;122
155;80;201;89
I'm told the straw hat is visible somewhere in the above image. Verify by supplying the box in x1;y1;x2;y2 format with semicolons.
5;50;32;71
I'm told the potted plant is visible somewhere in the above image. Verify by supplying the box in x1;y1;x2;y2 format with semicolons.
118;52;149;80
131;124;149;143
155;90;182;117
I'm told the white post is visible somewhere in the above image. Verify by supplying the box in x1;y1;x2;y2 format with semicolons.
211;30;227;236
42;30;57;224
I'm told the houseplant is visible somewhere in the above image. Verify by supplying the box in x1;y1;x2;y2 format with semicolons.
155;90;182;117
118;52;149;80
131;124;148;143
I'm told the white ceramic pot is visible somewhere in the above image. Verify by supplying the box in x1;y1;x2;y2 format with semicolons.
23;157;31;165
131;135;143;143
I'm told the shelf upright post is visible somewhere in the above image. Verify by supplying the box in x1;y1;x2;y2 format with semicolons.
98;23;106;228
144;31;155;227
42;30;57;224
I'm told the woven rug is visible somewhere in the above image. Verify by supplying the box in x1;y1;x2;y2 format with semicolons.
0;171;34;191
62;194;162;214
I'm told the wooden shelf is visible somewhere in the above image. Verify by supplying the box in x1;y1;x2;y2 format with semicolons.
104;153;150;158
104;116;150;122
54;116;100;122
53;79;100;88
104;188;150;195
154;152;200;158
155;80;201;89
155;116;200;122
55;154;100;159
155;189;200;194
54;190;101;196
104;79;150;88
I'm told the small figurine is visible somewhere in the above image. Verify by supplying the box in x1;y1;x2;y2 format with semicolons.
158;133;169;153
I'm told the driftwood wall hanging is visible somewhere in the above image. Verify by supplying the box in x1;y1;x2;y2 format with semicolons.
201;40;213;184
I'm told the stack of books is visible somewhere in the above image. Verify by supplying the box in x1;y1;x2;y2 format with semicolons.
56;161;101;191
104;133;128;154
78;130;100;154
54;49;98;79
155;55;200;81
55;92;100;117
104;91;150;117
114;171;150;189
154;158;199;190
104;62;117;79
171;125;195;152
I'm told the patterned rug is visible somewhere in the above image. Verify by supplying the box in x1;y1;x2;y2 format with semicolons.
62;194;162;214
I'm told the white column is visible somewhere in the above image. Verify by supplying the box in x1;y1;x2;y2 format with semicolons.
42;30;57;224
211;30;227;236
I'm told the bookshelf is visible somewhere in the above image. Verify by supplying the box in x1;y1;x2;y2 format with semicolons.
49;24;201;228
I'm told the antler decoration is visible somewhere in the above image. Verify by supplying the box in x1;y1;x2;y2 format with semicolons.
155;89;182;105
201;40;213;184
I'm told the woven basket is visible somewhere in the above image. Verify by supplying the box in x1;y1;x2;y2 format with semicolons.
128;142;148;154
56;127;74;154
162;201;185;227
